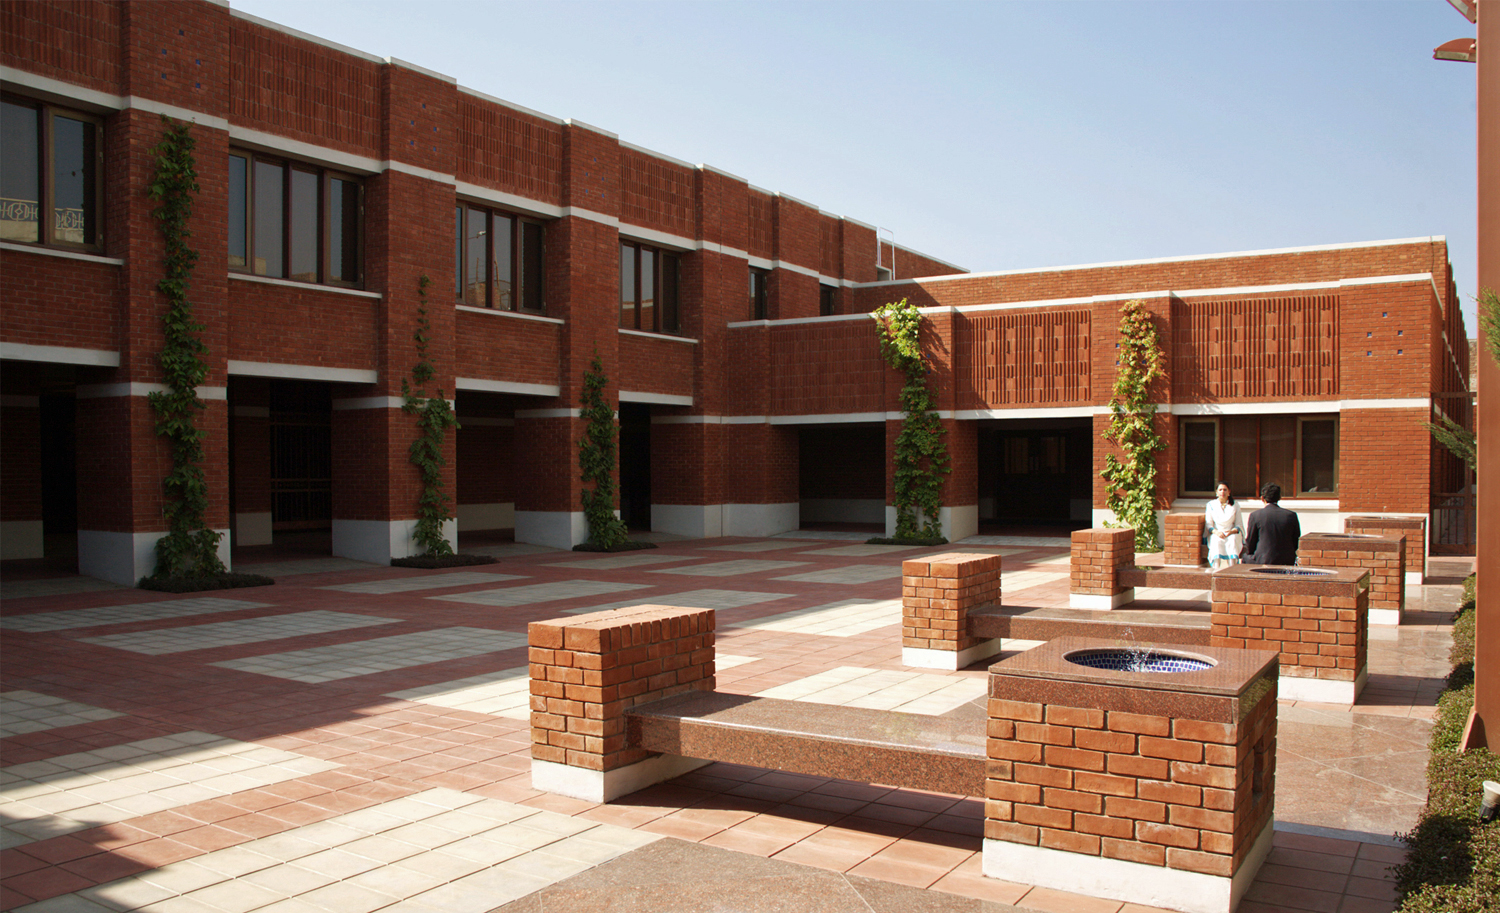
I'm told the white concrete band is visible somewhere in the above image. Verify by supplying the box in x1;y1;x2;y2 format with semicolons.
531;756;708;804
1277;667;1368;705
903;639;1005;672
1070;591;1137;610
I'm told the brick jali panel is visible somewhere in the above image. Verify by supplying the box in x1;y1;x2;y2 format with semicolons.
1344;516;1426;578
1297;533;1404;617
1163;513;1205;567
529;605;715;772
1070;528;1135;596
1209;567;1368;682
901;552;1001;653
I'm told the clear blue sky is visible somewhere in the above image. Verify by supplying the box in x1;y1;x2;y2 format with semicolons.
232;0;1481;334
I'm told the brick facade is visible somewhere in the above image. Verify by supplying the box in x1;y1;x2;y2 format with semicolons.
900;552;1001;655
1297;533;1405;625
1163;513;1206;566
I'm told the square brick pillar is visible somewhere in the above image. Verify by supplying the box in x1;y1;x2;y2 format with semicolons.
901;552;1003;670
1297;533;1405;626
1210;565;1369;704
1344;515;1426;586
529;604;715;802
1070;528;1137;610
985;638;1278;913
1164;513;1206;567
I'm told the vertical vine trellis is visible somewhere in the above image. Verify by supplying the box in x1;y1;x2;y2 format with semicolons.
578;352;630;549
872;299;949;542
147;117;225;580
401;275;460;557
1100;298;1165;552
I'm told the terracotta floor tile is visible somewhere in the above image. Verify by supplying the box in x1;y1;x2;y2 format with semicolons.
769;840;866;872
116;837;202;867
640;813;730;842
0;848;49;877
1244;880;1343;913
1343;875;1398;901
1011;885;1126;913
59;850;152;883
700;825;798;857
928;856;1030;905
3;866;95;903
844;854;949;889
13;836;102;865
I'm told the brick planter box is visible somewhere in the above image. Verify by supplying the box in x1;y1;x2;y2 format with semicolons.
1344;515;1425;585
1297;533;1405;625
1164;513;1207;567
529;604;715;801
902;551;1004;670
985;637;1278;913
1209;565;1369;704
1070;528;1137;610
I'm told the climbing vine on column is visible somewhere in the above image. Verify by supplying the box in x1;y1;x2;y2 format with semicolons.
578;352;630;549
401;275;459;557
872;299;949;542
146;117;225;580
1100;298;1165;552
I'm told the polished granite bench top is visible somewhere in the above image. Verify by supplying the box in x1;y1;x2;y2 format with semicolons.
1117;565;1217;589
627;692;987;797
967;603;1211;646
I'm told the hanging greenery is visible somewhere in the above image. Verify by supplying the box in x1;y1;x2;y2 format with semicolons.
145;117;225;580
1479;287;1500;367
872;299;949;542
577;352;631;550
400;275;460;557
1100;298;1165;552
1423;288;1496;473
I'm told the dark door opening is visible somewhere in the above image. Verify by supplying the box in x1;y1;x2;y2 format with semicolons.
39;393;77;549
979;419;1092;529
270;381;332;531
618;402;651;530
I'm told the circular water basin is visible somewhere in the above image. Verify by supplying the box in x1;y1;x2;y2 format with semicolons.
1249;566;1335;576
1065;648;1214;674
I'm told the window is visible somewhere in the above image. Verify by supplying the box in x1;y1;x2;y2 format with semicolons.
228;151;361;286
749;267;769;320
820;284;838;317
619;240;680;332
1179;415;1338;498
1;96;102;249
455;203;545;313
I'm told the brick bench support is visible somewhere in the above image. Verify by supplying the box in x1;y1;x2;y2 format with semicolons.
1210;566;1369;704
1070;528;1137;609
1344;515;1425;585
901;552;1005;670
985;638;1278;913
1297;533;1405;626
529;604;715;802
1163;512;1207;567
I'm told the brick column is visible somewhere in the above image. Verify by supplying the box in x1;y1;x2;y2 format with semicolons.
985;638;1278;913
901;552;1003;670
1344;515;1426;585
1210;565;1369;704
1297;533;1405;626
1070;528;1136;609
1163;513;1205;567
529;604;714;802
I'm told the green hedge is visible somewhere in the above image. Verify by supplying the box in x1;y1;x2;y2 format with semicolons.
1394;575;1500;912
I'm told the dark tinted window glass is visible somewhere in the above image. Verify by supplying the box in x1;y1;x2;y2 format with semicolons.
288;168;318;282
329;177;359;283
52;115;95;245
228;155;247;268
619;243;636;328
1259;416;1295;496
1222;416;1258;499
820;285;836;316
1181;422;1217;494
521;220;544;312
640;248;655;331
253;160;284;277
1301;420;1337;493
463;206;486;307
750;268;768;319
491;214;513;310
1;100;40;244
660;254;679;333
454;206;464;297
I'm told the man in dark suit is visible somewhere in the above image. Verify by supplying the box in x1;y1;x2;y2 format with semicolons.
1242;483;1301;565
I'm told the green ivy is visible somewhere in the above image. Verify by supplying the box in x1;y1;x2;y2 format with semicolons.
578;353;629;549
1479;287;1500;368
1100;298;1165;552
1424;288;1496;472
146;117;224;580
872;299;949;541
400;275;459;557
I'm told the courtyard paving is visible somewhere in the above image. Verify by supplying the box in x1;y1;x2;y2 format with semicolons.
0;533;1468;912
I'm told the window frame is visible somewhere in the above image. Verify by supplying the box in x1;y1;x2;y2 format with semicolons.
618;239;681;334
1177;415;1340;499
228;149;363;288
455;201;546;314
820;284;838;317
1;94;104;252
749;266;769;320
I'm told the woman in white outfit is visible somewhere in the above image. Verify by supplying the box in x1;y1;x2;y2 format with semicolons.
1203;482;1242;570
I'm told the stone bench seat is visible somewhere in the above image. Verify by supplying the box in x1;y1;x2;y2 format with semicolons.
967;603;1211;647
627;691;987;797
1117;565;1217;590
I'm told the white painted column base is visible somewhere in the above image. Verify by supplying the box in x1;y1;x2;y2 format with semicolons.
883;504;979;542
531;755;709;803
332;518;458;565
982;820;1273;913
78;528;233;586
1278;666;1368;704
1368;608;1402;626
0;520;44;560
515;511;588;550
1069;590;1136;610
457;502;514;533
234;511;272;547
1405;571;1423;586
903;638;1005;671
723;502;798;537
652;504;723;539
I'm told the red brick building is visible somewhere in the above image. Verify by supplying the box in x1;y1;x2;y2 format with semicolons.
0;1;1473;583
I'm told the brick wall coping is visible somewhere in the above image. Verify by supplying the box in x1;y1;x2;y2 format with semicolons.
967;604;1210;647
1118;567;1216;590
1209;565;1369;598
990;637;1279;723
1344;515;1425;529
628;691;985;797
1297;533;1402;554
